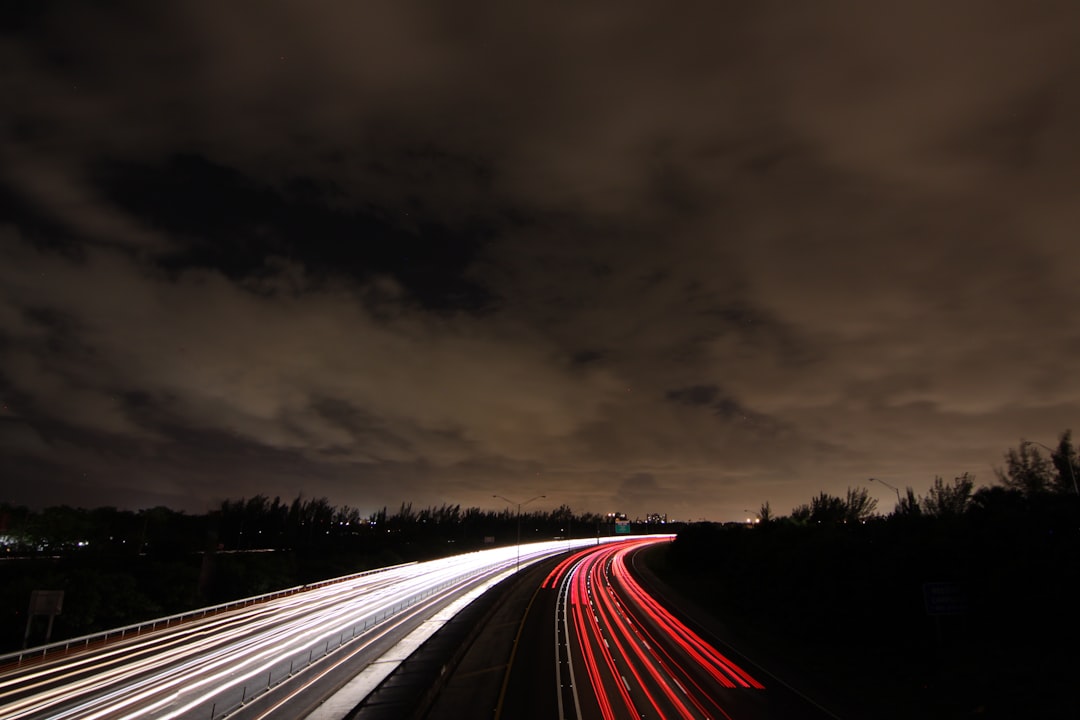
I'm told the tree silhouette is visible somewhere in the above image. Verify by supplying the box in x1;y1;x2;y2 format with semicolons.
843;487;878;523
1049;430;1079;495
922;473;975;517
757;501;773;524
895;487;922;517
789;489;878;525
996;441;1054;496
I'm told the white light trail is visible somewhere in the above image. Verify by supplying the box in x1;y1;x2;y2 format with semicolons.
0;537;645;720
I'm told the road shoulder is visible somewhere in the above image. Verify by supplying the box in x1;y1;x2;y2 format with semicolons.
630;542;856;720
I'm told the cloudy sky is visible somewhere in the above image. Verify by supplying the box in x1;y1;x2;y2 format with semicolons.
2;1;1078;520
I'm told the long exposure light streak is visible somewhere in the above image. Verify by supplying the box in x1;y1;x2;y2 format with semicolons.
546;537;763;719
0;538;630;720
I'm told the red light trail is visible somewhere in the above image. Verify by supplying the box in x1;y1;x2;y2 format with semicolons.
545;538;763;719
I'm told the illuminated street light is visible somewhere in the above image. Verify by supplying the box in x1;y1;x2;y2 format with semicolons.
868;477;901;506
1021;439;1079;496
493;494;546;572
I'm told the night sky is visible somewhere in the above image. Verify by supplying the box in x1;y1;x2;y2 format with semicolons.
2;1;1078;521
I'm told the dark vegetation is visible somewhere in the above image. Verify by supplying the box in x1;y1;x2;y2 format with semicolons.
653;431;1080;719
0;498;669;653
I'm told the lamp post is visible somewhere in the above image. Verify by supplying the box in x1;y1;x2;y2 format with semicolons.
868;477;901;507
1022;440;1079;496
493;494;546;572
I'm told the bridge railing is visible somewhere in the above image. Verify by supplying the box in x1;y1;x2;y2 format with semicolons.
0;560;416;668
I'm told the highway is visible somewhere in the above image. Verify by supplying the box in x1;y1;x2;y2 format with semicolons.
498;537;840;720
0;539;628;720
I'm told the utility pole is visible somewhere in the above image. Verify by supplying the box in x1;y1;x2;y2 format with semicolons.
868;477;902;507
493;494;545;572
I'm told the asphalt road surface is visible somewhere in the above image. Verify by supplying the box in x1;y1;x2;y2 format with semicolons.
489;537;841;720
0;540;607;720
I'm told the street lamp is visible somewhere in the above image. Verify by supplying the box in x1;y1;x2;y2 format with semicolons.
868;477;901;506
1022;440;1079;495
493;494;546;572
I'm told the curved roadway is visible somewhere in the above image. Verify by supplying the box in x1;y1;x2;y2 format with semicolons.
0;540;620;720
2;537;842;720
497;537;840;720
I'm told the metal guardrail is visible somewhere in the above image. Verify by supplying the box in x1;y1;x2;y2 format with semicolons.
0;538;660;719
203;560;507;720
0;561;417;667
203;543;643;719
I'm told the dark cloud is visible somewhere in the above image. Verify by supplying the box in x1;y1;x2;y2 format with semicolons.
2;1;1079;520
666;385;721;408
97;153;497;312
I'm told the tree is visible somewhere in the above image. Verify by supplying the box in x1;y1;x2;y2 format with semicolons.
996;441;1054;496
790;490;876;524
790;502;811;523
758;501;773;524
1049;430;1079;495
896;487;922;517
809;492;846;524
843;487;878;523
922;473;975;518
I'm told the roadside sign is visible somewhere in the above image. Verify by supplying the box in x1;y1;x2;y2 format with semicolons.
30;590;64;615
923;582;966;615
25;590;64;647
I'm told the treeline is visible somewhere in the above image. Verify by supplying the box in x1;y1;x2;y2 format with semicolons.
0;498;656;557
0;498;669;653
657;430;1080;719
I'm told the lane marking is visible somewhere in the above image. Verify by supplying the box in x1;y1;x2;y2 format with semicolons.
493;577;544;720
560;567;584;720
554;576;566;720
